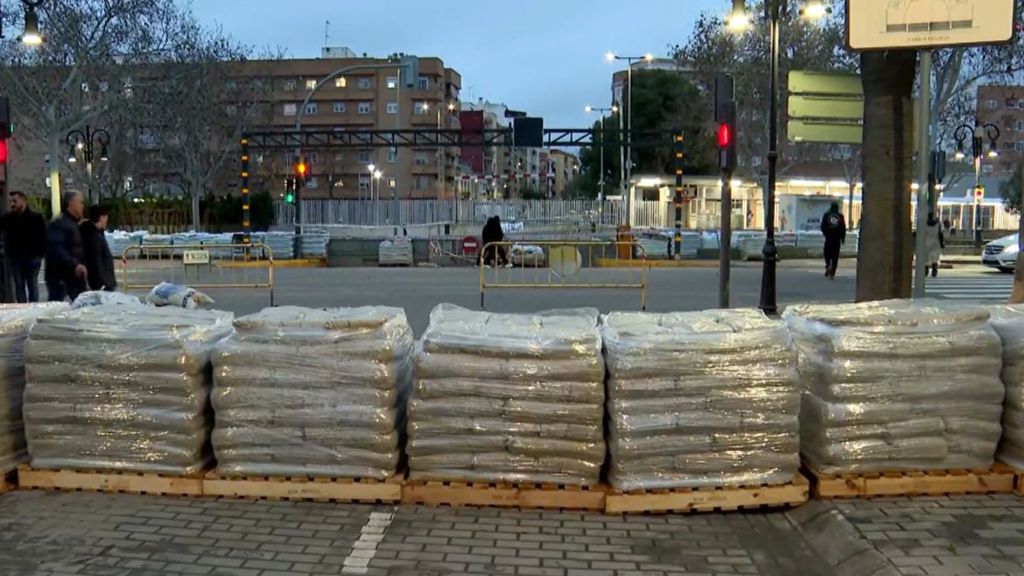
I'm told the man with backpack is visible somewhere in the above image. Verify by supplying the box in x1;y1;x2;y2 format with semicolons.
820;202;847;279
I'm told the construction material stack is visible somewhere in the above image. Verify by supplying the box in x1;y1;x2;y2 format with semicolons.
785;300;1005;474
602;310;801;491
211;306;413;479
408;305;605;485
23;305;233;474
989;305;1024;468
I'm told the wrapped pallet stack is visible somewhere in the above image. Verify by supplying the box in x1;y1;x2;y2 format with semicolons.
0;304;68;474
988;305;1024;468
785;300;1005;474
408;304;605;485
23;305;233;474
211;306;413;479
602;310;800;491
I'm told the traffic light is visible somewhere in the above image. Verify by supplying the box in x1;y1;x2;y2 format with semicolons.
0;140;7;165
284;177;296;204
717;101;737;172
294;158;308;186
975;185;985;203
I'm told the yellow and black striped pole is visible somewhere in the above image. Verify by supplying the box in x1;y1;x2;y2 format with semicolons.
673;134;685;259
240;137;251;247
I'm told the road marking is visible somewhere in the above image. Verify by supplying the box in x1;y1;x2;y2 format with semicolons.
342;510;395;575
926;275;1013;302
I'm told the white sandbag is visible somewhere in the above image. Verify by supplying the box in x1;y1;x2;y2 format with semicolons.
146;282;215;309
988;305;1024;468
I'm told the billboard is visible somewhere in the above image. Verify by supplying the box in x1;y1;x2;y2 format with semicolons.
847;0;1015;50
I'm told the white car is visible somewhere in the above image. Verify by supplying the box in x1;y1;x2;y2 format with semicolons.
982;234;1020;273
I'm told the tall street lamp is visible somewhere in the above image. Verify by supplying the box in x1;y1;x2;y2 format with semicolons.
19;1;44;46
606;51;653;224
366;163;376;202
66;125;110;204
585;104;619;201
423;102;456;198
954;122;1000;248
727;0;828;315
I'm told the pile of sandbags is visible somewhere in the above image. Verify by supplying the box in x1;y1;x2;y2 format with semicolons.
989;305;1024;468
211;306;413;478
378;238;413;266
23;305;233;474
785;300;1005;474
602;310;800;491
408;305;605;485
0;304;68;474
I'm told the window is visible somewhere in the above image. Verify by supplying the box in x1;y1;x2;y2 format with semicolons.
226;79;237;91
359;151;372;164
283;103;297;116
988;99;999;110
305;79;317;90
1015;142;1024;153
983;164;995;174
414;152;430;166
416;76;429;90
308;152;319;164
386;76;398;89
1016;119;1024;132
98;81;109;92
358;102;371;114
388;178;397;189
358;174;370;192
284;79;296;91
358;77;372;90
414;176;433;190
335;77;347;88
81;82;89;93
387;148;397;163
414;101;430;115
333;152;344;163
387;102;398;114
305;103;318;115
333;102;346;113
225;105;237;117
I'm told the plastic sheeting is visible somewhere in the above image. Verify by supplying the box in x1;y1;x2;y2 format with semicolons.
23;305;233;474
602;310;800;491
379;238;414;266
0;304;68;474
989;305;1024;469
784;300;1005;475
408;304;605;485
211;306;413;479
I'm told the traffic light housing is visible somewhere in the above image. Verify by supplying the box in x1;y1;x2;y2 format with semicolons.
0;140;7;165
974;185;985;203
717;102;737;172
294;159;309;186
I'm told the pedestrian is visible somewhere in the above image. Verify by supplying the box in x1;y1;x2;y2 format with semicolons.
925;213;945;278
45;191;88;302
0;191;47;303
480;216;507;267
80;205;117;291
820;201;847;279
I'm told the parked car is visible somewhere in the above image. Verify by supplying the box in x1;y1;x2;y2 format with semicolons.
982;233;1020;273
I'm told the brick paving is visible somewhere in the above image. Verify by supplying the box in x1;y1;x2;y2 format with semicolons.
0;490;1021;576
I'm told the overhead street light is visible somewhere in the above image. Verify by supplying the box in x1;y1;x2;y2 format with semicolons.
66;125;111;204
20;1;44;46
727;0;826;315
605;51;655;224
585;104;619;201
953;122;1000;248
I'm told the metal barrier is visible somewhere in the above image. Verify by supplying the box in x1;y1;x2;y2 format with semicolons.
479;241;649;310
120;242;275;306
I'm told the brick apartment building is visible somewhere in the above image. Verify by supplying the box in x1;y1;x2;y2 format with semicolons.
976;85;1024;176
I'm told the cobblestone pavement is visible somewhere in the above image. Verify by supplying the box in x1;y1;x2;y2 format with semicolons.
0;490;1021;576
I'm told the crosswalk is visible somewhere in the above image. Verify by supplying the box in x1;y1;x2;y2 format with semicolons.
925;274;1014;302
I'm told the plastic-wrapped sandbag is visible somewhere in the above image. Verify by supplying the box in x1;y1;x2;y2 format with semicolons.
602;309;800;491
146;282;215;309
408;304;605;485
23;305;233;474
784;299;1005;475
71;291;143;309
212;306;413;479
0;304;68;474
988;305;1024;468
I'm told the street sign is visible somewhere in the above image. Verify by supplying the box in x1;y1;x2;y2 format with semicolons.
183;250;211;265
788;71;863;96
847;0;1015;51
461;236;479;256
788;71;865;144
788;96;864;121
788;120;864;145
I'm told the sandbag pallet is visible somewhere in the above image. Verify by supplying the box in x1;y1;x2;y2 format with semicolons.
402;479;606;511
16;465;204;496
804;465;1016;499
203;472;403;503
604;474;809;515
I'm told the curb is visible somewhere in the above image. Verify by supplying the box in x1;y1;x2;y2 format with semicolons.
786;502;900;576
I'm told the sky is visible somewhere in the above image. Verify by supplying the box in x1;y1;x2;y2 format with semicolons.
192;0;724;128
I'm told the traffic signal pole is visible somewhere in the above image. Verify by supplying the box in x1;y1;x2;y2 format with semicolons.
715;76;736;309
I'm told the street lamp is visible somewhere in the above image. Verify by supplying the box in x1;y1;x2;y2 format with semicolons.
366;163;376;202
606;51;654;225
66;125;110;204
20;1;44;46
954;122;1000;247
728;0;827;315
585;104;619;201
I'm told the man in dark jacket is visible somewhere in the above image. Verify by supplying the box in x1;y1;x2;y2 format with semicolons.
80;205;116;291
820;201;847;279
0;191;47;302
45;192;88;302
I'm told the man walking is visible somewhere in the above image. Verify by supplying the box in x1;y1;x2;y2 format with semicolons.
45;192;88;302
820;201;847;279
0;191;46;302
80;205;116;291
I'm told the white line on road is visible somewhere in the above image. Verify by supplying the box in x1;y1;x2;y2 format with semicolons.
342;509;396;575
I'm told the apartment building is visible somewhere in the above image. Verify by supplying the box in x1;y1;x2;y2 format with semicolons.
548;150;580;198
976;85;1024;176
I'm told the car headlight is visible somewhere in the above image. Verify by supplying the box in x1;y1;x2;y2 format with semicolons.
1006;243;1020;255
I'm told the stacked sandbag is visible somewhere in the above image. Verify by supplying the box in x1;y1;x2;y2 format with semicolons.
0;304;68;474
408;305;605;485
23;305;233;474
988;305;1024;468
785;300;1005;475
602;310;800;491
211;306;413;479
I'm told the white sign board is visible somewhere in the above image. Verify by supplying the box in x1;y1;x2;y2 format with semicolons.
183;250;211;265
847;0;1015;50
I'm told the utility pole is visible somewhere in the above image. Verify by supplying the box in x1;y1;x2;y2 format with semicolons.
913;50;931;299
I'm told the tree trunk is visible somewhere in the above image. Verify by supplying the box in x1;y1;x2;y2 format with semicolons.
856;50;918;302
1012;159;1024;303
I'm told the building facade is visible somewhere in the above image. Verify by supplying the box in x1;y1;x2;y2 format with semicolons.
976;85;1024;176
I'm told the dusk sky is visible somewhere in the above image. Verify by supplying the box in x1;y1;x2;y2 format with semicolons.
193;0;723;128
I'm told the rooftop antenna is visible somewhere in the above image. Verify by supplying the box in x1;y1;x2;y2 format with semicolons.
324;20;330;49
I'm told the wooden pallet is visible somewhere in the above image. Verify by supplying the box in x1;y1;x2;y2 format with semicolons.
0;469;16;495
604;474;810;515
805;464;1016;499
1001;462;1024;497
402;480;606;511
203;472;402;503
17;465;204;496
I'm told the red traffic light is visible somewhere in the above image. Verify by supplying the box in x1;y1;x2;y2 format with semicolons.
717;123;732;148
0;140;7;164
